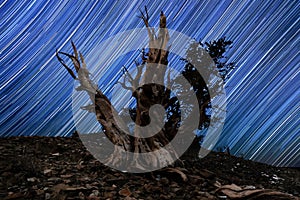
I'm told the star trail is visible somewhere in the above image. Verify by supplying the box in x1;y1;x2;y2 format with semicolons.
0;1;299;167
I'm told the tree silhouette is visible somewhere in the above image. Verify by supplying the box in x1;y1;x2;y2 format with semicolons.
56;7;235;171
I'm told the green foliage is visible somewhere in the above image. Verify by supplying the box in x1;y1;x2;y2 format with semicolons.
177;37;236;131
203;37;236;81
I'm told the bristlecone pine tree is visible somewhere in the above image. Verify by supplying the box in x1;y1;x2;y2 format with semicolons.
56;7;235;171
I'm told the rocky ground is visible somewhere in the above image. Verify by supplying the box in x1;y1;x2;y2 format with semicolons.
0;135;299;200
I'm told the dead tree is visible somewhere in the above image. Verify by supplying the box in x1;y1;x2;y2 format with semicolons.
56;8;181;171
56;7;235;171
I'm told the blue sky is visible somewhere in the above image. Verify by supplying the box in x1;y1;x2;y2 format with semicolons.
0;0;299;167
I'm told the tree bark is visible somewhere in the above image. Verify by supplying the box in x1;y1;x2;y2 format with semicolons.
56;8;181;171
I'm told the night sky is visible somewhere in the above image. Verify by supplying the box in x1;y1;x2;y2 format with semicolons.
0;1;299;167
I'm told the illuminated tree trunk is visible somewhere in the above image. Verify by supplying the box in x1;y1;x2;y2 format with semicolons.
56;8;182;170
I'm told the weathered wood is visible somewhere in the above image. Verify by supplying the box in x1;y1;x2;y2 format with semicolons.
57;8;179;170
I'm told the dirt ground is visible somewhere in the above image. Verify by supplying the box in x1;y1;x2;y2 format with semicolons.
0;135;299;199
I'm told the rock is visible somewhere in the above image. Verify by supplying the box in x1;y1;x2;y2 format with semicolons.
79;191;85;200
47;177;61;182
89;190;100;197
43;169;52;176
32;185;38;190
78;176;91;182
172;187;182;193
272;174;284;181
65;186;86;191
244;185;256;190
45;193;51;200
199;169;216;179
60;174;73;178
27;177;38;182
214;181;222;188
119;187;131;197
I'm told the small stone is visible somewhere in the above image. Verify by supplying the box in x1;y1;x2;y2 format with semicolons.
89;190;100;197
199;169;215;179
60;174;73;178
47;177;61;182
65;186;86;191
272;174;284;181
45;193;51;200
214;181;222;188
261;172;269;177
27;177;37;182
119;187;131;197
63;179;72;184
79;191;85;200
43;169;52;175
32;185;38;190
244;185;256;190
172;187;181;193
79;176;90;182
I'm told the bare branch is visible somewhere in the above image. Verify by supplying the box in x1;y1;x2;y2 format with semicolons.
145;6;149;20
139;6;156;41
57;51;81;72
56;50;77;79
132;64;144;88
122;66;134;82
138;7;149;27
71;41;78;60
118;75;133;91
119;62;145;92
79;52;87;69
81;104;95;113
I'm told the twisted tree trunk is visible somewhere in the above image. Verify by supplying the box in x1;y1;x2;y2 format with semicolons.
56;8;184;171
